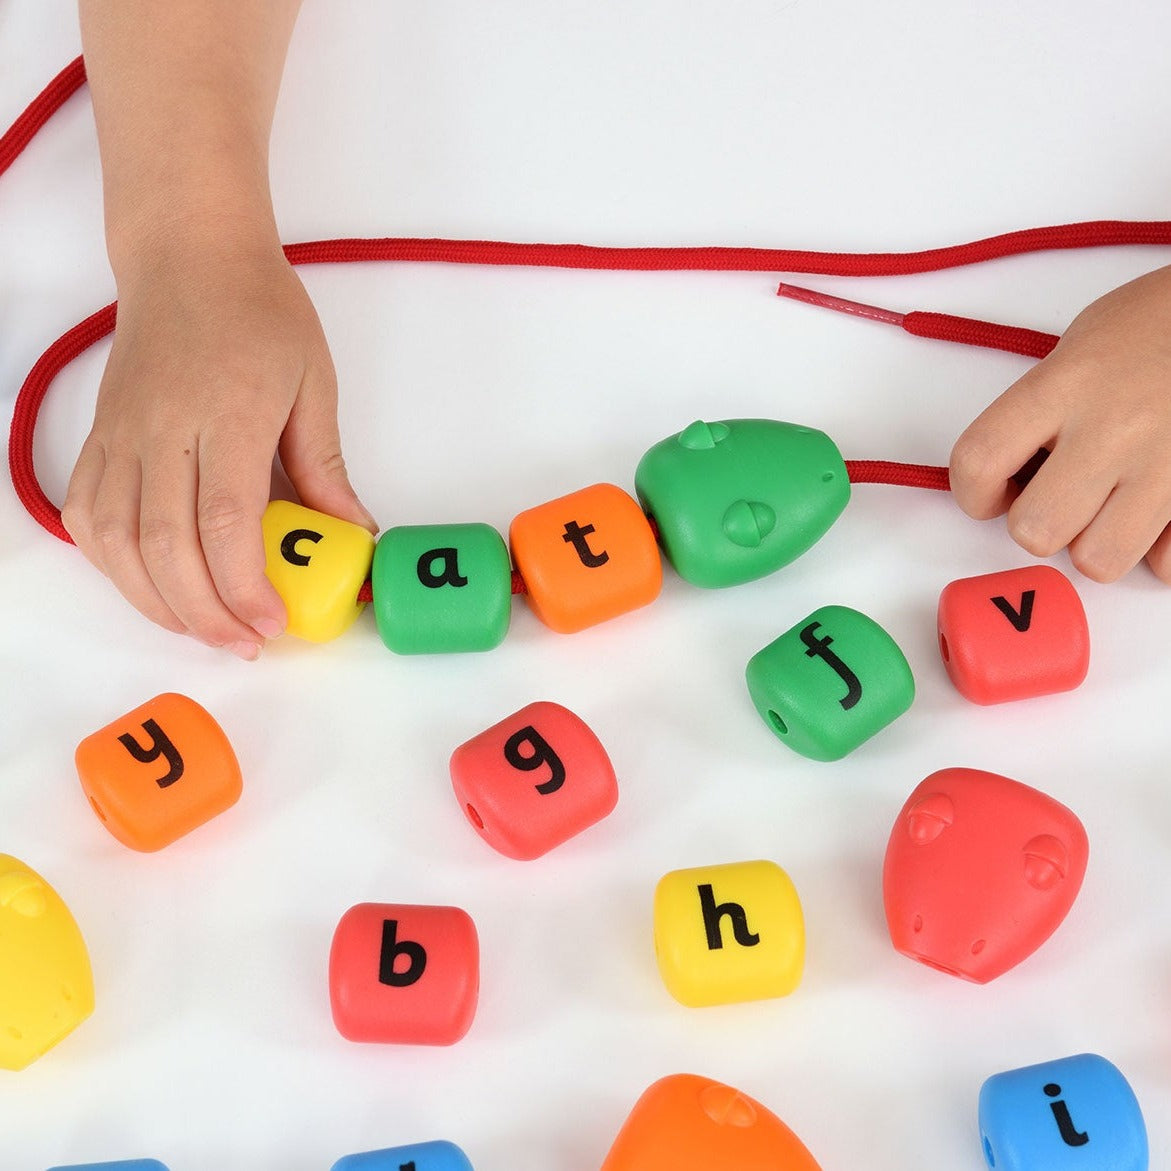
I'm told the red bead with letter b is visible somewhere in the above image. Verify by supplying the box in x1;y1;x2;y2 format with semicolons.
328;903;479;1045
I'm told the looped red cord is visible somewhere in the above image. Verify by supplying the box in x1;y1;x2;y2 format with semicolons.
0;57;86;179
7;56;1171;560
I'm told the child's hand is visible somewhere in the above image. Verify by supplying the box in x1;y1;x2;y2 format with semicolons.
61;229;377;658
949;265;1171;584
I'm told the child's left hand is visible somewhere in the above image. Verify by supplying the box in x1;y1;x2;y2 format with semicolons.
949;264;1171;584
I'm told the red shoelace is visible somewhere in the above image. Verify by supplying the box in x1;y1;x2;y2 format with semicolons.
6;56;1171;549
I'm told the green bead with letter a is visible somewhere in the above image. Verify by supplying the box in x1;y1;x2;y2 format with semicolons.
372;523;512;654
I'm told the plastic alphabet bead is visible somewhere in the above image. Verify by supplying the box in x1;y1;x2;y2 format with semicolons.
372;523;512;653
634;419;850;588
0;854;95;1070
262;499;376;642
745;604;914;760
600;1073;823;1171
979;1054;1148;1171
329;902;479;1045
449;701;618;860
331;1140;475;1171
653;860;804;1006
937;565;1090;704
244;420;858;650
47;1162;170;1171
883;768;1088;982
74;693;242;852
509;482;662;633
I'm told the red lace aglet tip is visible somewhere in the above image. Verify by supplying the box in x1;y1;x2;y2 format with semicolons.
777;281;905;326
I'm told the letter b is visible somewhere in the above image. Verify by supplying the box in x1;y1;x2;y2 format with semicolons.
329;903;479;1045
379;920;427;987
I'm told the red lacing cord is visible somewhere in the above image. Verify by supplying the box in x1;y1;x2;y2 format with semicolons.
0;57;87;179
7;57;1171;559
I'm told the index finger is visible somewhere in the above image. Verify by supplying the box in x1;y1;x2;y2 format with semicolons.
197;424;288;641
949;367;1062;520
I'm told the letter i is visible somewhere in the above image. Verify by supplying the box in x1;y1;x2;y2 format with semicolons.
1044;1083;1089;1147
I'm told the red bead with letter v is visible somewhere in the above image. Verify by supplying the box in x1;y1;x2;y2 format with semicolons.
937;565;1089;704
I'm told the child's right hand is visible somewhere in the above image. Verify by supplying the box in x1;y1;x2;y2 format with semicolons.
950;264;1171;585
61;224;377;659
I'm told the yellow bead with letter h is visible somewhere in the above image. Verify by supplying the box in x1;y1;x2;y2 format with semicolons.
653;859;804;1007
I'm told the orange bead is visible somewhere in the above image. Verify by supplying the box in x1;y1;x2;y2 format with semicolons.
601;1074;823;1171
509;483;661;633
75;693;242;852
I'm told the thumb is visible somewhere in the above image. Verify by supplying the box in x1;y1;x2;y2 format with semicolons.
279;364;378;533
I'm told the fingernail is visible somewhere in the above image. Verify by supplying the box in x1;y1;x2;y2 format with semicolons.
253;617;285;640
227;640;262;661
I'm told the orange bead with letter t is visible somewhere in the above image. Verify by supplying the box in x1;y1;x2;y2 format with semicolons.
509;483;661;633
74;693;242;852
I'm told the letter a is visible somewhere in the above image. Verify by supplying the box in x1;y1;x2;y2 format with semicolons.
417;547;470;589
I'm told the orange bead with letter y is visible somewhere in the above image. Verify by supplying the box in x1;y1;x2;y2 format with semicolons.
75;693;242;852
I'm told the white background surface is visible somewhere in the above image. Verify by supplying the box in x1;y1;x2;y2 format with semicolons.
2;2;1171;1168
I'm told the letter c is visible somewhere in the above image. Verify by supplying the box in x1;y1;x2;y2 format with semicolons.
281;528;323;567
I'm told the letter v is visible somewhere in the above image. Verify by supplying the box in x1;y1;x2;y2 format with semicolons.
991;589;1036;632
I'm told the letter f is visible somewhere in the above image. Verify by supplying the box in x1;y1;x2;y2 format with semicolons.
799;621;862;711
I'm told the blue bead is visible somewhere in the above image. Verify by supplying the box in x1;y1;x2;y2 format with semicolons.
47;1162;169;1171
979;1054;1148;1170
331;1140;474;1171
